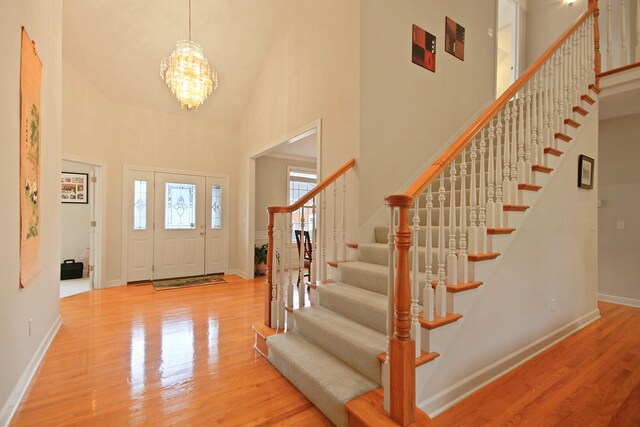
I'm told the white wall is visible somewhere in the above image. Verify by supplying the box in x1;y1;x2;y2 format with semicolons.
0;0;63;423
62;61;244;283
359;0;497;235
598;113;640;306
254;156;317;234
524;0;588;68
60;160;91;264
419;103;600;416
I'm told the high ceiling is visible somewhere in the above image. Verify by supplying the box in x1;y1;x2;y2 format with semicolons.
63;0;287;122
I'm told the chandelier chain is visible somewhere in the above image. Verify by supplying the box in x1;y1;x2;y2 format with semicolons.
188;0;192;41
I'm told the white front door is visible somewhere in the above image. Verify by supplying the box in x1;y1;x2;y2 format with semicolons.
205;176;229;274
126;170;155;282
153;173;206;280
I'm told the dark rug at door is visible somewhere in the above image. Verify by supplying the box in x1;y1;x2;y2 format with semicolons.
152;275;227;291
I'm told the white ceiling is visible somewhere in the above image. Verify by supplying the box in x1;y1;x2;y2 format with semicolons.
62;0;287;122
267;132;318;160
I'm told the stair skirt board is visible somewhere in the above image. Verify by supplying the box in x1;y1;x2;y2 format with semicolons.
419;309;601;417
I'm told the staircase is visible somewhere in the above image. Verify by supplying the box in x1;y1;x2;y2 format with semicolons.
255;3;602;426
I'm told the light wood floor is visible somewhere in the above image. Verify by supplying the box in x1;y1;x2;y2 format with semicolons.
11;276;640;426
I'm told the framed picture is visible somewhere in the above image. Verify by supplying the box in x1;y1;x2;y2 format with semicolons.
412;24;436;72
578;155;594;189
445;17;465;61
61;172;89;203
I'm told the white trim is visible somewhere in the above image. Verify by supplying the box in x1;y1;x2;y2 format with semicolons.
0;316;62;427
227;269;250;279
123;163;230;180
598;293;640;308
264;153;317;163
421;308;601;417
255;231;269;242
104;279;123;288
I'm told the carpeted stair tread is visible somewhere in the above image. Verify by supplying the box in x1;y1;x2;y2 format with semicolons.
357;243;429;272
268;331;378;427
337;261;390;295
294;305;387;384
318;281;388;334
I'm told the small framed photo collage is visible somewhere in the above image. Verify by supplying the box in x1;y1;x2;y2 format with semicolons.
61;172;88;204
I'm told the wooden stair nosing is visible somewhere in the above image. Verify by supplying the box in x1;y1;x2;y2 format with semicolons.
554;132;572;142
518;183;542;191
418;312;463;330
252;323;285;358
503;204;529;211
581;94;595;105
573;105;589;116
487;227;516;235
468;252;500;262
544;147;563;156
345;388;432;427
588;83;600;94
346;242;359;249
327;260;349;268
429;280;483;293
564;118;580;128
532;165;553;173
377;350;440;367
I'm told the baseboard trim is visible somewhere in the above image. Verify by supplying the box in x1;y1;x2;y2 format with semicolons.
598;293;640;308
104;280;122;288
421;308;601;417
227;269;249;279
0;315;62;427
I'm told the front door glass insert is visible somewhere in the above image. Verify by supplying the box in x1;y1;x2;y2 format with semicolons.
165;182;196;229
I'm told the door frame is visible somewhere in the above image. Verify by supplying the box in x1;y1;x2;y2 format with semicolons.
61;154;106;290
247;118;322;279
121;164;230;284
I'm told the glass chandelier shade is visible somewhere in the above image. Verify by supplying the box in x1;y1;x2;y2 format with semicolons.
160;0;218;111
160;40;218;110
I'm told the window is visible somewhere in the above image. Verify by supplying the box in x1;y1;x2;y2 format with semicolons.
165;183;196;229
133;180;147;230
211;185;222;229
288;168;317;241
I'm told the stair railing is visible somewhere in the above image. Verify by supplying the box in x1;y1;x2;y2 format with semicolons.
382;2;600;425
602;0;640;71
264;159;356;330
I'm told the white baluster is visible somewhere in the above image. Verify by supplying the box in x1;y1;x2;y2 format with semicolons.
486;121;496;228
447;160;458;285
553;52;562;140
564;42;571;119
424;187;435;321
581;23;588;95
543;60;552;160
342;174;347;261
524;82;532;184
532;73;540;168
468;138;478;256
458;150;469;283
411;198;421;358
510;102;519;204
287;213;294;326
298;207;306;309
503;106;512;205
535;72;544;169
278;216;286;327
621;0;628;67
332;182;337;266
321;192;327;282
495;113;504;228
607;0;613;70
436;172;447;317
478;129;487;254
271;220;279;327
311;197;317;286
517;90;526;187
572;33;580;107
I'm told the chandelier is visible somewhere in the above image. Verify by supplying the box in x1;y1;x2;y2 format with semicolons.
160;0;218;110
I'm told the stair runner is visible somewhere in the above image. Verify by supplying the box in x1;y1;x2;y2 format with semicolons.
266;91;597;426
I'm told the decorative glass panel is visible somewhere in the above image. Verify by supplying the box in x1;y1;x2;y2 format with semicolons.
211;185;222;229
133;180;147;230
165;183;196;229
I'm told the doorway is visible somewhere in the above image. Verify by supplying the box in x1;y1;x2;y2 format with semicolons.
496;0;519;98
60;158;103;297
124;168;229;282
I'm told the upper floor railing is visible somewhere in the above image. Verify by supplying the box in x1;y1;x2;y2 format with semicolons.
601;0;640;72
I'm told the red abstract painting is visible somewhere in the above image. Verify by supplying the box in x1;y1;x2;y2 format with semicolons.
412;24;436;72
445;17;465;61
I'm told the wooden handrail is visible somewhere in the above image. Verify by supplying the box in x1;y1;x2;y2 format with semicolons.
267;158;356;214
263;158;355;327
402;3;597;202
598;60;640;78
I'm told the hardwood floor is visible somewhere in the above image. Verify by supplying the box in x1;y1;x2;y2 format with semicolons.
11;277;640;426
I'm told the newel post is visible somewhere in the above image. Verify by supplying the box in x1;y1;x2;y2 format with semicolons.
385;194;416;426
590;0;601;85
265;209;275;327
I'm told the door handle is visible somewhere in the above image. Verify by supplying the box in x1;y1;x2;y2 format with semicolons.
200;231;205;236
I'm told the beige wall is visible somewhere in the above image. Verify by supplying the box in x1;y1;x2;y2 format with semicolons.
598;113;640;305
254;156;317;234
63;61;244;283
240;0;361;273
359;0;498;234
524;0;588;68
0;0;63;422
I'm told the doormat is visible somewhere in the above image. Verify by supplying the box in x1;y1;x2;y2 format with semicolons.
152;275;227;291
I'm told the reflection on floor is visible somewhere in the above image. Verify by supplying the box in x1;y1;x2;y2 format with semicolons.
60;277;91;298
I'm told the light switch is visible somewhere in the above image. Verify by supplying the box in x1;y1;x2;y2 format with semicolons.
488;28;493;37
617;221;625;230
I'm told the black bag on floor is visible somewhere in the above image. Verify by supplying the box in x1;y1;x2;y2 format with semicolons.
60;259;83;280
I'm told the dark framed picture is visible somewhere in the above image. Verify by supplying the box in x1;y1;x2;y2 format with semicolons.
61;172;89;203
578;155;594;189
412;24;436;72
445;17;465;61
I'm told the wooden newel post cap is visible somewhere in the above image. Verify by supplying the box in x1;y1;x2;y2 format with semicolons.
384;194;413;208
